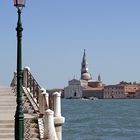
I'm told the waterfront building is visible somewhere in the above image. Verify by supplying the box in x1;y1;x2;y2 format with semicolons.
64;49;104;99
104;84;139;98
135;89;140;98
64;79;83;98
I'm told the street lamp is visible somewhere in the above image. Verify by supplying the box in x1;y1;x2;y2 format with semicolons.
13;0;26;139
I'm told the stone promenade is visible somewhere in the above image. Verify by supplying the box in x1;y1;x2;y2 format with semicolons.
0;86;16;140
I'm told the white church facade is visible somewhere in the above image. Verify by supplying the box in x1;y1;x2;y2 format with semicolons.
64;79;83;98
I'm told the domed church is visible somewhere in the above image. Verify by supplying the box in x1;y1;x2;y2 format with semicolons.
64;50;104;99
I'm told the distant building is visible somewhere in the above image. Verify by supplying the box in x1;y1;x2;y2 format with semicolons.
83;81;104;99
64;79;83;99
104;84;139;99
135;89;140;98
64;49;104;99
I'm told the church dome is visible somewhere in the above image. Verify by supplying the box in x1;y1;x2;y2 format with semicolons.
81;72;91;81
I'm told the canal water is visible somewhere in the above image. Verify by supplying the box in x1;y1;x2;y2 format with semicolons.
62;99;140;140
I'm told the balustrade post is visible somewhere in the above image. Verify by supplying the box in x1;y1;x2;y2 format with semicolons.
27;70;29;88
14;72;17;86
23;66;30;88
11;72;17;92
32;79;35;97
53;92;61;117
38;88;49;116
11;72;17;87
44;109;58;140
23;67;28;87
44;92;49;110
49;93;54;111
38;88;45;116
53;92;65;140
29;73;32;91
36;86;40;103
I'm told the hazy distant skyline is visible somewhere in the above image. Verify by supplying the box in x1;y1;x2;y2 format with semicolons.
0;1;140;89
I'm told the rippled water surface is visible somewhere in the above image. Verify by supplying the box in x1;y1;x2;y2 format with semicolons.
62;99;140;140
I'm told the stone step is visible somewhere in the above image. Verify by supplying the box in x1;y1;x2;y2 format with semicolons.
0;92;13;94
0;87;16;140
0;98;16;101
0;120;14;123
0;102;15;105
0;133;14;138
0;123;14;128
0;106;16;109
0;113;15;118
0;112;15;115
0;93;13;95
0;96;15;99
0;128;14;133
0;98;15;101
0;109;15;113
0;94;14;97
0;89;13;91
0;94;14;96
0;86;12;88
0;86;40;140
0;96;16;99
0;90;12;92
0;138;14;140
0;104;16;106
0;100;16;103
0;100;16;102
0;101;15;103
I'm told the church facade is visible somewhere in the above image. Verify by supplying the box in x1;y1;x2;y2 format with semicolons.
64;49;104;99
64;79;83;99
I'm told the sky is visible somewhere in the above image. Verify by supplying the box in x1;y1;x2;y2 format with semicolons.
0;0;140;89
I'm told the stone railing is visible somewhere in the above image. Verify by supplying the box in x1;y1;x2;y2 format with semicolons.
11;66;65;140
38;88;65;140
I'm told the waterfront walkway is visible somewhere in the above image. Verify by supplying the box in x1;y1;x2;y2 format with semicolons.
0;67;65;140
0;86;16;140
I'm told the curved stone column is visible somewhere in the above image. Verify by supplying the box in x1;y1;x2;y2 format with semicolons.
53;92;61;117
44;109;58;140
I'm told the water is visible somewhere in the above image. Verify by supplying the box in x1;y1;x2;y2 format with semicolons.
62;99;140;140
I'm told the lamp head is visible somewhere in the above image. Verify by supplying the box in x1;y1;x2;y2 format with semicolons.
13;0;26;10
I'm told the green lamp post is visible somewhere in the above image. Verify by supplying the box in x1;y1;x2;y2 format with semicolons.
13;0;26;139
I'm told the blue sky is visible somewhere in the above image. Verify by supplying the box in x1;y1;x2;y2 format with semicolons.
0;1;140;89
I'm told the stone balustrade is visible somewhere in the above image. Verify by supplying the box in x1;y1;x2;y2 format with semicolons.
11;66;65;140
